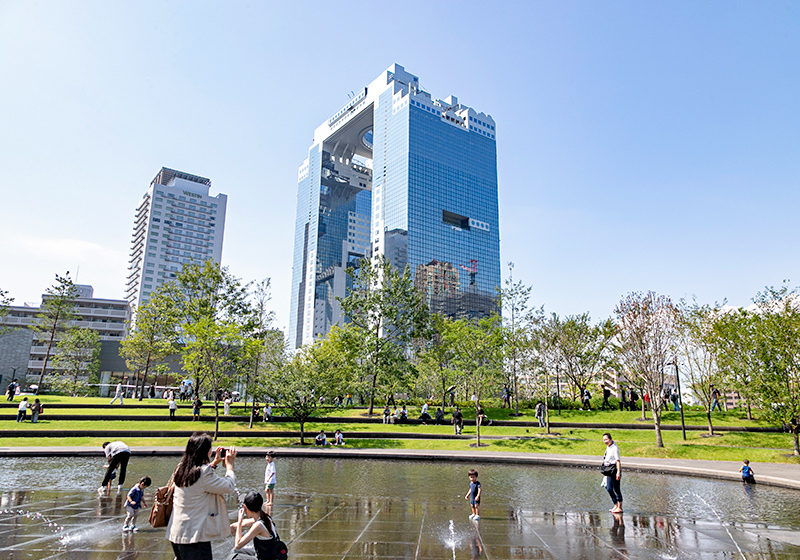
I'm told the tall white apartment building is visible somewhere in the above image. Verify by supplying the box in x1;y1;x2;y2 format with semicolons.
125;167;227;309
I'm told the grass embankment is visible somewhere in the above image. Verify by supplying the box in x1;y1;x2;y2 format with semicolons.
2;396;798;464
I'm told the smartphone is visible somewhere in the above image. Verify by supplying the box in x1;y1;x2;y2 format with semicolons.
220;448;227;458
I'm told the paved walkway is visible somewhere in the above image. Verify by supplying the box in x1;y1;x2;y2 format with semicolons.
2;446;798;491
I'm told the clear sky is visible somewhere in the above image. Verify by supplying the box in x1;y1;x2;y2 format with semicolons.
1;1;798;332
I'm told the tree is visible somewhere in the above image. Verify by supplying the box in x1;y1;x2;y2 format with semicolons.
748;286;800;455
339;256;429;414
444;315;504;447
498;262;533;416
162;261;253;439
0;289;14;336
32;273;78;390
51;327;100;396
614;291;678;448
414;314;458;410
120;291;179;401
526;310;562;434
709;308;759;420
676;299;724;435
557;314;616;403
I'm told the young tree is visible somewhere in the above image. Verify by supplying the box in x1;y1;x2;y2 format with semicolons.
709;308;759;420
558;314;616;404
51;327;100;396
414;314;458;410
614;291;678;448
676;299;724;435
444;315;504;447
526;310;562;434
749;286;800;455
120;291;179;401
339;256;429;414
0;289;14;336
32;273;79;390
498;262;533;416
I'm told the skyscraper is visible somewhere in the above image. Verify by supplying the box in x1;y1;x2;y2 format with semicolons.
126;167;227;310
289;64;500;348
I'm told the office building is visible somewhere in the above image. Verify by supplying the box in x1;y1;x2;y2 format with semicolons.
0;284;131;385
289;64;500;348
125;167;227;310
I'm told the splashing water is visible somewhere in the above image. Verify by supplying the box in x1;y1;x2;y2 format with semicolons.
1;508;65;536
447;519;456;560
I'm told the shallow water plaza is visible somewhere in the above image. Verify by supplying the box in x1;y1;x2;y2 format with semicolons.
1;456;800;560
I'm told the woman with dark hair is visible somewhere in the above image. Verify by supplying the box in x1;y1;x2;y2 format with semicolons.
166;433;237;560
233;491;283;560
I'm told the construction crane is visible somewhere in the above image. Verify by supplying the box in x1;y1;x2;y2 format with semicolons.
459;259;478;286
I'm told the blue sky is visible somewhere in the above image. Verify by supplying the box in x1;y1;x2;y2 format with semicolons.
1;1;798;331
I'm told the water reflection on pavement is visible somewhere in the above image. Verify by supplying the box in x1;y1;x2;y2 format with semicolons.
1;456;800;559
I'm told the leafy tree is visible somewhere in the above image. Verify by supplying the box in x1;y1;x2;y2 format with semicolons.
557;314;616;403
162;261;253;439
676;299;724;435
52;327;101;396
748;286;800;455
339;256;428;414
525;310;562;433
120;291;179;401
414;314;458;410
709;308;759;420
444;315;504;447
0;289;14;336
614;291;678;448
32;273;78;390
498;262;533;416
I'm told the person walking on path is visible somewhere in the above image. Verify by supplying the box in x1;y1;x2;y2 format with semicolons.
30;398;42;423
99;441;131;493
602;433;623;513
452;406;464;435
166;434;237;560
619;387;628;411
123;476;151;532
110;382;124;405
192;396;202;421
601;386;611;410
6;379;18;401
711;385;724;412
16;397;29;422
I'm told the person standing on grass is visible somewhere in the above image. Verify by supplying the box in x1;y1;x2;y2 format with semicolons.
30;398;42;423
602;433;623;513
263;451;276;505
99;441;131;493
535;401;545;428
110;381;124;405
169;396;178;420
16;397;29;422
6;379;18;401
192;396;202;421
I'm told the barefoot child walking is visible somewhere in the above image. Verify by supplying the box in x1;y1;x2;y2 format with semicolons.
264;451;276;505
465;469;481;521
123;476;151;532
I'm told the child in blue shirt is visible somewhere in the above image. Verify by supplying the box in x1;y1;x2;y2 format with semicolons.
123;476;151;532
739;459;756;484
464;469;482;521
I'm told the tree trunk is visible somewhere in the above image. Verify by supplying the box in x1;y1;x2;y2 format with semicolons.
746;401;752;421
37;323;59;389
368;347;379;415
641;397;647;420
793;427;799;456
476;416;481;447
512;352;519;416
138;352;152;401
706;409;714;436
213;397;220;440
653;412;664;448
248;401;256;429
299;418;305;445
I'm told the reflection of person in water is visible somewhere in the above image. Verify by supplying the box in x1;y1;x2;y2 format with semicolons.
469;530;484;560
609;513;626;555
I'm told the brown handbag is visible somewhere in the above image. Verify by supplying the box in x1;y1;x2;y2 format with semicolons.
149;474;175;528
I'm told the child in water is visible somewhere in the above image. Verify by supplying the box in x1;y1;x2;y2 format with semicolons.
123;476;151;532
464;469;481;521
233;491;284;560
739;459;756;484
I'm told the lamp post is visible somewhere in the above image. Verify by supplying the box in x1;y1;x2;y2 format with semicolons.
667;359;686;440
556;363;561;415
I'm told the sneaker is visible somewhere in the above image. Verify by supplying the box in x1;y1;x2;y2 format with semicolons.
468;514;475;520
131;526;138;533
122;526;130;532
472;515;480;521
97;487;106;494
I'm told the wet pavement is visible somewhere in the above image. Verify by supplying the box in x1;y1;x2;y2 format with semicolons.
1;455;800;559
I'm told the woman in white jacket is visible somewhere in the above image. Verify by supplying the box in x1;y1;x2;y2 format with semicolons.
167;433;237;560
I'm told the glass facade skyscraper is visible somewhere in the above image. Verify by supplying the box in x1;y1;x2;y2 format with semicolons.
289;64;500;348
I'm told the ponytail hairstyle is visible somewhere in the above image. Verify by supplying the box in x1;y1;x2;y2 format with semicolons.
173;433;213;488
243;491;275;537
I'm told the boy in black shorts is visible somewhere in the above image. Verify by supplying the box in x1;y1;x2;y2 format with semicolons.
464;469;481;521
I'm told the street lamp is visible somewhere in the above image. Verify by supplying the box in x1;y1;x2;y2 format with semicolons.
667;359;686;440
556;363;561;414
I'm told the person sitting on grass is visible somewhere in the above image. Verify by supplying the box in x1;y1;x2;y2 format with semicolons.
315;430;328;446
434;408;444;425
333;430;344;446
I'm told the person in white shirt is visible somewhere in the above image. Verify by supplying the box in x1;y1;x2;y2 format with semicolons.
263;451;276;505
262;404;272;422
602;433;623;513
109;382;124;405
16;397;29;422
224;396;233;416
99;441;131;493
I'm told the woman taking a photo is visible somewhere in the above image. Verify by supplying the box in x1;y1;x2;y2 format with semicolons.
167;433;237;560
